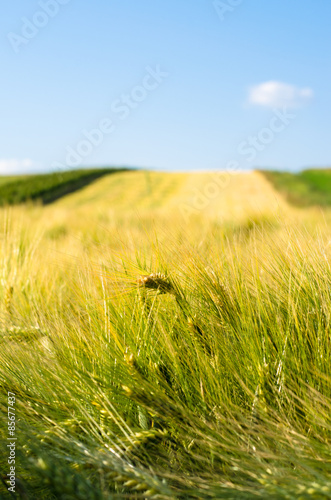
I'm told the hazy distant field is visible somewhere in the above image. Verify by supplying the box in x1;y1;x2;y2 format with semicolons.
0;170;330;499
262;168;331;207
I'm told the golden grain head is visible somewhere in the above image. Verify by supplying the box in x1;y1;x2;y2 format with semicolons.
137;273;174;294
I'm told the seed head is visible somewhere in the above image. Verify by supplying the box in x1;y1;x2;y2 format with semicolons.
4;285;14;315
137;273;174;294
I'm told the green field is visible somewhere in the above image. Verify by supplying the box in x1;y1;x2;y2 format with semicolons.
0;168;129;206
261;168;331;207
0;175;22;186
0;170;330;499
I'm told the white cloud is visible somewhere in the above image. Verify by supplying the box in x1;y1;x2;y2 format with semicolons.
0;158;40;175
248;81;314;108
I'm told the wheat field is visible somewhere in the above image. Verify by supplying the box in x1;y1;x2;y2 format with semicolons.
0;171;330;499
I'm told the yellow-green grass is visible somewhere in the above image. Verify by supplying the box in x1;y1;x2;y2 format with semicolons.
54;169;287;215
0;171;330;499
55;170;186;210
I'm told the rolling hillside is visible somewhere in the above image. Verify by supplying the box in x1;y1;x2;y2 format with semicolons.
52;169;288;221
0;169;288;217
0;168;128;206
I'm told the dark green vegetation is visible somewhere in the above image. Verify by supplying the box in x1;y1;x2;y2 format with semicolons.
261;168;331;207
0;168;130;205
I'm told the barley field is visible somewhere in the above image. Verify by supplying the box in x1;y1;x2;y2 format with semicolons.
0;170;330;499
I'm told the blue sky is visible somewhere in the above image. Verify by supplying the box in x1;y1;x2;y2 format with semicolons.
1;0;330;173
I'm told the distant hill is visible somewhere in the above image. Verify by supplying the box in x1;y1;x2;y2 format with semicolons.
7;167;329;216
261;169;331;207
